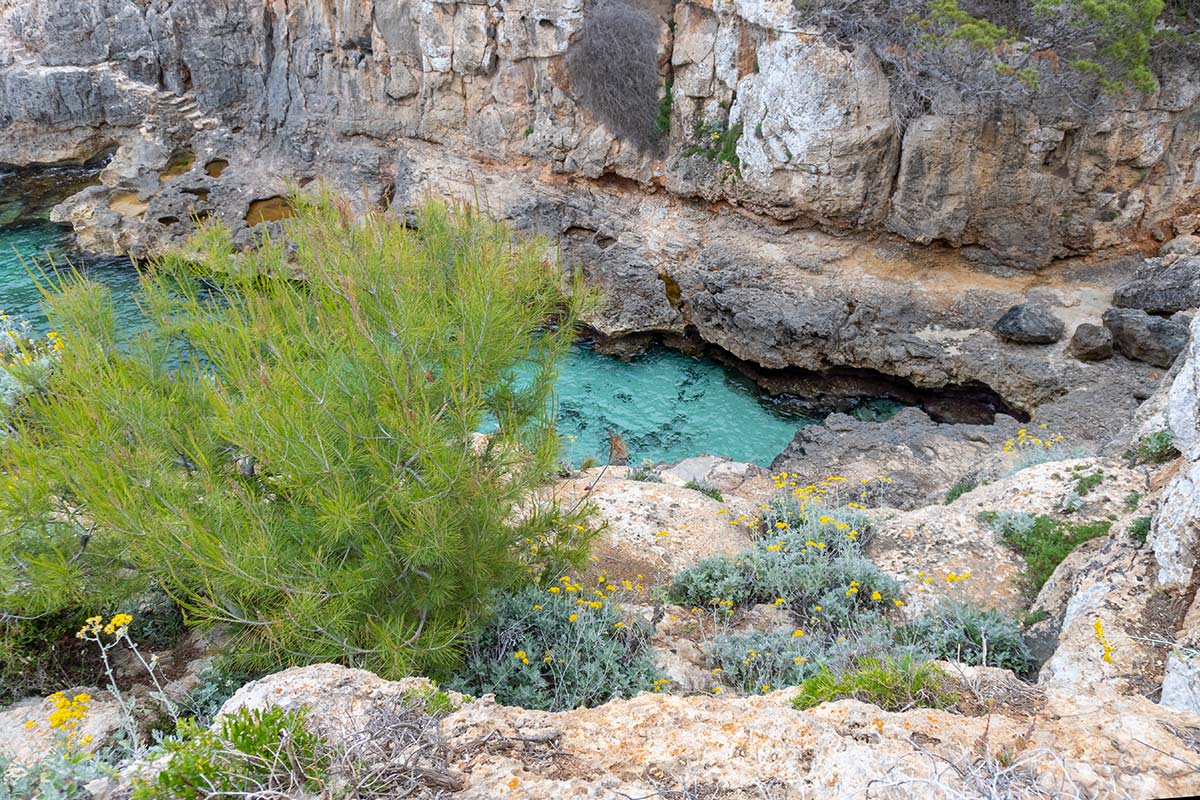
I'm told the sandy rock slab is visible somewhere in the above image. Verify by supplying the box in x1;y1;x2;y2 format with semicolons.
0;688;123;766
867;458;1149;618
551;470;759;588
439;683;1200;799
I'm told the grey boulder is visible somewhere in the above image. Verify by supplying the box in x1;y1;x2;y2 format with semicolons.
1113;256;1200;315
1068;323;1114;362
1102;308;1189;368
994;302;1066;344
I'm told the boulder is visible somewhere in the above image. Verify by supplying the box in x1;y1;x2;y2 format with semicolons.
1160;234;1200;263
1102;308;1189;368
1068;323;1113;361
993;302;1066;344
0;688;123;766
1113;256;1200;315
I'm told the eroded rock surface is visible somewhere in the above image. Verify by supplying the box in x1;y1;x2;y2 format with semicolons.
0;0;1194;449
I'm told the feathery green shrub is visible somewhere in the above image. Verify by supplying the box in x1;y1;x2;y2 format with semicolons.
0;196;595;678
792;656;957;712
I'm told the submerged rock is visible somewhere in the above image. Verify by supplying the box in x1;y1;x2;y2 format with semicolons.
994;302;1065;344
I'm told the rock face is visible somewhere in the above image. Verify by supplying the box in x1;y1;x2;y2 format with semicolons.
175;663;1200;799
772;408;1019;510
0;0;1195;452
1114;255;1200;314
1103;307;1190;368
548;468;759;588
994;302;1066;344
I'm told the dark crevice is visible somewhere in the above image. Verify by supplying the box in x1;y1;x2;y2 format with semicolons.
583;326;1030;426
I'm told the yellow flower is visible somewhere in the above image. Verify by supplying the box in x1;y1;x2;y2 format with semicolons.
871;591;882;601
568;613;578;623
513;650;530;665
791;629;804;638
548;586;560;593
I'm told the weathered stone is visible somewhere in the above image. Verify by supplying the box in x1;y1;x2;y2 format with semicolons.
773;408;1020;510
1103;307;1189;368
994;302;1066;344
1162;652;1200;714
192;664;1200;799
0;688;123;766
1114;256;1200;314
548;469;759;588
1068;322;1114;361
1161;234;1200;262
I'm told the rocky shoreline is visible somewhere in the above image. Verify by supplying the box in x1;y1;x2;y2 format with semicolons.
3;0;1199;452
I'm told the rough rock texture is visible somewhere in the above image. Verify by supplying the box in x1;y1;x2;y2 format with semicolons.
1068;322;1114;361
1034;538;1175;697
0;0;1190;454
549;469;758;588
164;663;1200;799
0;688;123;765
1151;314;1200;589
866;457;1146;618
1103;307;1190;368
772;408;1020;510
1114;255;1200;314
994;302;1065;344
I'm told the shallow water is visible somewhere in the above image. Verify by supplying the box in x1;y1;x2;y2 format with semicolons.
1;215;822;466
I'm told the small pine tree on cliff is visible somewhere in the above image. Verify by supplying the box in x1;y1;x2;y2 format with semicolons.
0;195;595;678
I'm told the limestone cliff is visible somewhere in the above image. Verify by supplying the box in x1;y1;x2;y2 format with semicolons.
1;0;1198;444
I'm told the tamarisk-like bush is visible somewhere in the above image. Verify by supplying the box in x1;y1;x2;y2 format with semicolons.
0;195;595;679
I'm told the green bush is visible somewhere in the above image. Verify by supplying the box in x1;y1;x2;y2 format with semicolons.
792;656;957;712
0;196;594;679
177;663;261;727
707;630;817;694
944;479;977;504
684;479;723;502
981;511;1111;597
903;603;1034;673
1129;515;1153;544
449;584;660;711
1137;430;1178;464
132;706;328;800
669;555;755;608
708;623;906;695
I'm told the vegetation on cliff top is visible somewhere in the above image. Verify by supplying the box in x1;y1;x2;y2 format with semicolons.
793;0;1197;119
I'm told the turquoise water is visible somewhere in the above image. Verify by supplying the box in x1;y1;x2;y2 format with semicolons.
0;220;144;333
2;219;816;465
